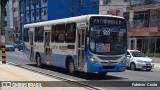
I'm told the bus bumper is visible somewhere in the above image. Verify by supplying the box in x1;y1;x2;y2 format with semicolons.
87;63;126;73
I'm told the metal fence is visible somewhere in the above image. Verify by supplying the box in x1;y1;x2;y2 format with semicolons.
130;0;160;6
128;20;160;28
128;20;149;28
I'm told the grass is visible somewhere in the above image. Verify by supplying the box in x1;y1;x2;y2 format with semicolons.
145;52;160;57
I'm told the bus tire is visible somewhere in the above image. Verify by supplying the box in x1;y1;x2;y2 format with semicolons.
67;60;75;75
98;72;107;76
36;54;42;67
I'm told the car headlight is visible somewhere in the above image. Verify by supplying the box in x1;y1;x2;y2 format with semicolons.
119;57;127;64
88;56;99;64
137;60;145;63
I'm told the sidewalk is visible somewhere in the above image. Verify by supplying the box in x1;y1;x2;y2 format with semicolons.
149;57;160;63
0;62;87;90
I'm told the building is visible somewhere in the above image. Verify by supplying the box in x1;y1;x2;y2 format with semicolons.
13;0;20;42
0;0;14;43
99;0;160;53
19;0;99;40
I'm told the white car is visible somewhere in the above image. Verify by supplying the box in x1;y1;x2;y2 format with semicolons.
126;50;154;71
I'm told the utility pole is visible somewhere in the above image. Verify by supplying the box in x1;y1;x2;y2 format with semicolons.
0;0;8;64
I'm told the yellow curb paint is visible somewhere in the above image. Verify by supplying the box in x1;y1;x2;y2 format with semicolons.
2;58;6;60
0;66;57;90
2;48;6;51
2;53;6;56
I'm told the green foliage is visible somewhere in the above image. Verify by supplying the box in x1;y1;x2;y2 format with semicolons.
145;51;160;57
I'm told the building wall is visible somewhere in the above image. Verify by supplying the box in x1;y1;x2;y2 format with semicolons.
99;0;129;16
99;0;160;53
0;0;14;42
19;0;99;40
13;0;20;41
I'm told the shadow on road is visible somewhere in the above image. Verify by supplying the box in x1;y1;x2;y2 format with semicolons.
126;68;154;72
27;64;128;80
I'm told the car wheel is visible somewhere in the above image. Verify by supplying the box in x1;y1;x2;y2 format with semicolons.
67;60;75;75
98;72;107;76
36;54;42;67
130;63;136;71
146;69;151;71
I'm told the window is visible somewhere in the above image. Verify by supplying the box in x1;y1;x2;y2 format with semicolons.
16;34;18;38
44;9;47;16
127;52;130;55
32;11;35;17
35;0;39;5
27;0;30;6
27;12;30;18
134;11;149;20
36;11;39;17
66;23;76;43
24;28;29;42
103;0;111;5
43;0;47;3
34;26;44;42
51;26;55;42
32;0;34;5
4;21;7;26
4;9;7;16
55;24;65;43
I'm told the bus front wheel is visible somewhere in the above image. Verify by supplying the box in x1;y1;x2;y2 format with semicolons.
36;54;41;67
67;60;75;75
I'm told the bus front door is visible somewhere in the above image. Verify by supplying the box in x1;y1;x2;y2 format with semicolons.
78;29;85;70
29;31;34;61
44;31;51;65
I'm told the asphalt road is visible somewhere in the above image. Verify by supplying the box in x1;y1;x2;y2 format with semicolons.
1;50;160;90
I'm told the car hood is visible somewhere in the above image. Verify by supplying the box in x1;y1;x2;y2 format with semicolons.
133;57;152;61
6;45;14;47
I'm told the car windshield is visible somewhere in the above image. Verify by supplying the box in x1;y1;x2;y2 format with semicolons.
131;51;147;57
6;42;14;45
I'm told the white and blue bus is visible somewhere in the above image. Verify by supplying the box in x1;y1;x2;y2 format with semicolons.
23;14;127;75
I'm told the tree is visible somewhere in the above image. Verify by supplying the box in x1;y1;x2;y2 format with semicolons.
0;0;8;43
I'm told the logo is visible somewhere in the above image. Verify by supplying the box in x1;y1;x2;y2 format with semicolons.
2;82;12;87
108;61;111;65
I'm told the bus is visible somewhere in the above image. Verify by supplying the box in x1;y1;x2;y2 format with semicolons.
23;14;127;75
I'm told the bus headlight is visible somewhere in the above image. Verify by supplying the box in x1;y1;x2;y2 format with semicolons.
119;57;127;64
88;56;99;64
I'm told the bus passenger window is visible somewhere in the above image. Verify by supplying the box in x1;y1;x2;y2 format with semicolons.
38;26;44;42
34;27;38;42
55;24;65;43
24;28;29;42
51;25;55;42
65;23;76;43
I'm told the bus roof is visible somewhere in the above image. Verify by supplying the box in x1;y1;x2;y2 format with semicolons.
24;14;125;28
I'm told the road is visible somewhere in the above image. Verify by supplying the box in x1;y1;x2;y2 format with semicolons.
1;49;160;90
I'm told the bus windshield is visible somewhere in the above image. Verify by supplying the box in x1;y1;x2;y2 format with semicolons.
89;17;127;55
